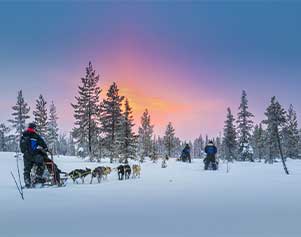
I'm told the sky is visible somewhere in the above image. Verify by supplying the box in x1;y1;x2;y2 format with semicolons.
0;1;301;141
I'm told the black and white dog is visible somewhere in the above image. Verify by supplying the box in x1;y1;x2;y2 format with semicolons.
117;165;131;180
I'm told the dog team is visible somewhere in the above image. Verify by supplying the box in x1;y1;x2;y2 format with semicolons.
68;164;141;184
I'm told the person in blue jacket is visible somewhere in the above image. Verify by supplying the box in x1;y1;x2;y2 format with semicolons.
20;122;48;188
204;141;218;170
180;144;191;163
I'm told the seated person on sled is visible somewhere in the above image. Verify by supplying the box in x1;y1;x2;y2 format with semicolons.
180;144;191;163
20;122;62;188
204;141;218;170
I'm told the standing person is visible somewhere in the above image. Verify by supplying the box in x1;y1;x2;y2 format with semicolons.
20;122;48;188
204;141;218;170
180;144;191;163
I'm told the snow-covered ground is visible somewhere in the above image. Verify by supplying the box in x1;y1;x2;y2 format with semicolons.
1;152;301;237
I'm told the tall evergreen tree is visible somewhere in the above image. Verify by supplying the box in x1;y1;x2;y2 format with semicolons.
33;94;48;139
71;62;101;158
223;108;237;161
252;123;265;162
237;90;254;161
164;122;176;157
215;133;222;159
282;104;299;159
0;123;10;151
120;99;137;163
48;101;59;154
193;134;204;158
150;136;159;163
138;109;154;160
101;82;124;163
8;90;30;141
263;96;287;164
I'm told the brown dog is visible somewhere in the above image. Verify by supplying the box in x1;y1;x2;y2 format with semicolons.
132;164;141;178
90;166;105;184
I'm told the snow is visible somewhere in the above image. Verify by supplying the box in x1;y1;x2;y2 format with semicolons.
1;152;301;237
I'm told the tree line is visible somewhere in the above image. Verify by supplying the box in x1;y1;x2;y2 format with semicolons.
0;62;184;162
193;90;300;163
1;62;300;164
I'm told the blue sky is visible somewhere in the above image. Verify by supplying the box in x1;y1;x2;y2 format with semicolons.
0;2;301;139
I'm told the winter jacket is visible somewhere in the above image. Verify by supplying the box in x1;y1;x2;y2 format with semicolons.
205;144;217;155
181;146;191;159
20;128;48;155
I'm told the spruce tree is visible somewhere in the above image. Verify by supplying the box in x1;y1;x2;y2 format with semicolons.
193;134;204;158
150;136;159;163
263;96;287;164
282;104;299;159
164;122;176;157
0;123;10;151
215;134;222;159
138;109;154;160
33;94;48;139
8;90;30;141
101;82;124;163
120;99;137;163
237;90;254;161
223;107;237;161
252;123;265;162
157;136;165;156
71;62;101;158
47;101;59;154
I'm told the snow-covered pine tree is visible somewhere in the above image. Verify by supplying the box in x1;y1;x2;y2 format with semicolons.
138;109;154;161
298;129;301;158
33;94;48;139
120;99;137;163
172;137;182;158
8;90;30;142
47;101;59;154
215;133;222;159
193;134;204;158
101;82;124;163
157;136;165;156
252;123;265;162
164;122;176;157
71;62;101;159
263;96;287;164
282;104;299;159
0;123;10;151
150;136;159;163
237;90;254;161
205;135;209;145
223;107;237;161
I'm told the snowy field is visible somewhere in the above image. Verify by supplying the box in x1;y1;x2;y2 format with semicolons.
1;152;301;237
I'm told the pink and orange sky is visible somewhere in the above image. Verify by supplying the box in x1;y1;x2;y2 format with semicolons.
1;2;301;140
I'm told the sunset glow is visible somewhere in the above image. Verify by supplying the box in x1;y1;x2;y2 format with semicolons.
1;2;300;140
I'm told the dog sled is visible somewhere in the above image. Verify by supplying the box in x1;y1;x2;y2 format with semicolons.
29;151;68;188
204;160;219;171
